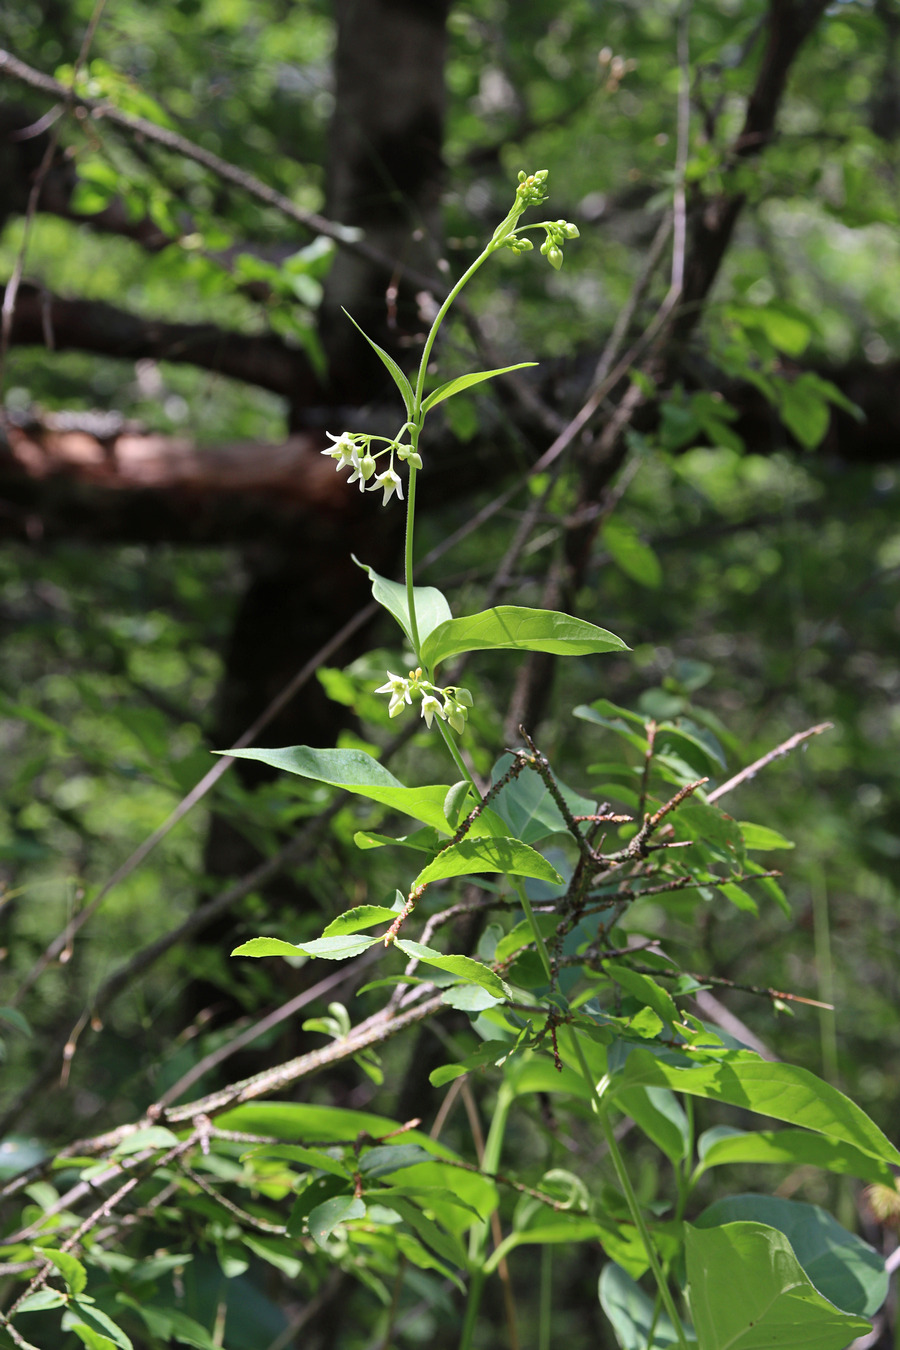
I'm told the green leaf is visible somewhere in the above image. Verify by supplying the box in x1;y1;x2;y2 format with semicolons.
308;1195;366;1248
122;1299;220;1350
684;1222;871;1349
322;905;400;936
17;1288;67;1312
574;701;649;752
358;1144;435;1178
489;753;596;845
602;519;663;588
614;1049;900;1166
616;1086;690;1164
353;558;452;647
739;822;795;851
380;1195;469;1272
694;1195;887;1316
222;744;505;837
394;940;511;1000
342;309;415;417
0;1007;31;1037
421;363;538;413
440;984;505;1011
696;1127;895;1186
68;1326;119;1350
35;1246;87;1295
606;966;680;1025
411;836;563;888
420;606;628;670
484;1214;612;1274
777;372;832;449
429;1040;517;1087
232;934;377;960
70;1302;133;1350
111;1127;179;1157
600;1262;697;1350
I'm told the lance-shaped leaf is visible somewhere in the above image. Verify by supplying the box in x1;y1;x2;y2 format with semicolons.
395;940;511;999
420;606;628;670
410;836;563;888
353;558;452;647
342;308;414;417
696;1127;896;1187
421;362;538;413
233;934;377;960
222;745;505;837
613;1049;900;1167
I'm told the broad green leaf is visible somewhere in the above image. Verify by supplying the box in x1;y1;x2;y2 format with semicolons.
36;1245;87;1294
308;1194;366;1247
685;1222;871;1349
599;1262;697;1350
739;822;795;851
411;837;563;888
420;606;628;670
232;934;377;960
695;1195;887;1316
489;753;596;844
342;309;415;417
696;1127;895;1186
421;362;538;413
606;966;680;1025
241;1142;349;1179
222;745;505;837
616;1086;690;1164
614;1049;900;1166
395;940;511;999
602;518;663;588
322;905;399;936
494;913;558;963
353;558;452;647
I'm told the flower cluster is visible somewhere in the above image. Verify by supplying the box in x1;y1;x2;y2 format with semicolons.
539;218;580;271
375;668;473;734
321;431;420;506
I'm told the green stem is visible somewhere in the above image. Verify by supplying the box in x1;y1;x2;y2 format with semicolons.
538;1244;552;1350
459;1081;515;1350
436;718;476;787
414;246;496;413
405;456;421;658
568;1031;690;1350
513;877;552;984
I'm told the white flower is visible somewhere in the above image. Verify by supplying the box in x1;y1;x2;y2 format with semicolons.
370;465;404;506
420;693;445;729
374;672;412;718
322;432;359;473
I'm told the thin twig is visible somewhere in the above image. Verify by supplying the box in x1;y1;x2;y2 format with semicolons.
0;49;446;296
707;723;833;803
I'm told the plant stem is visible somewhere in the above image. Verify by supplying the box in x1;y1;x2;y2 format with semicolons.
436;718;476;788
539;1244;552;1350
513;876;552;983
405;456;421;658
460;1080;515;1350
567;1031;690;1350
